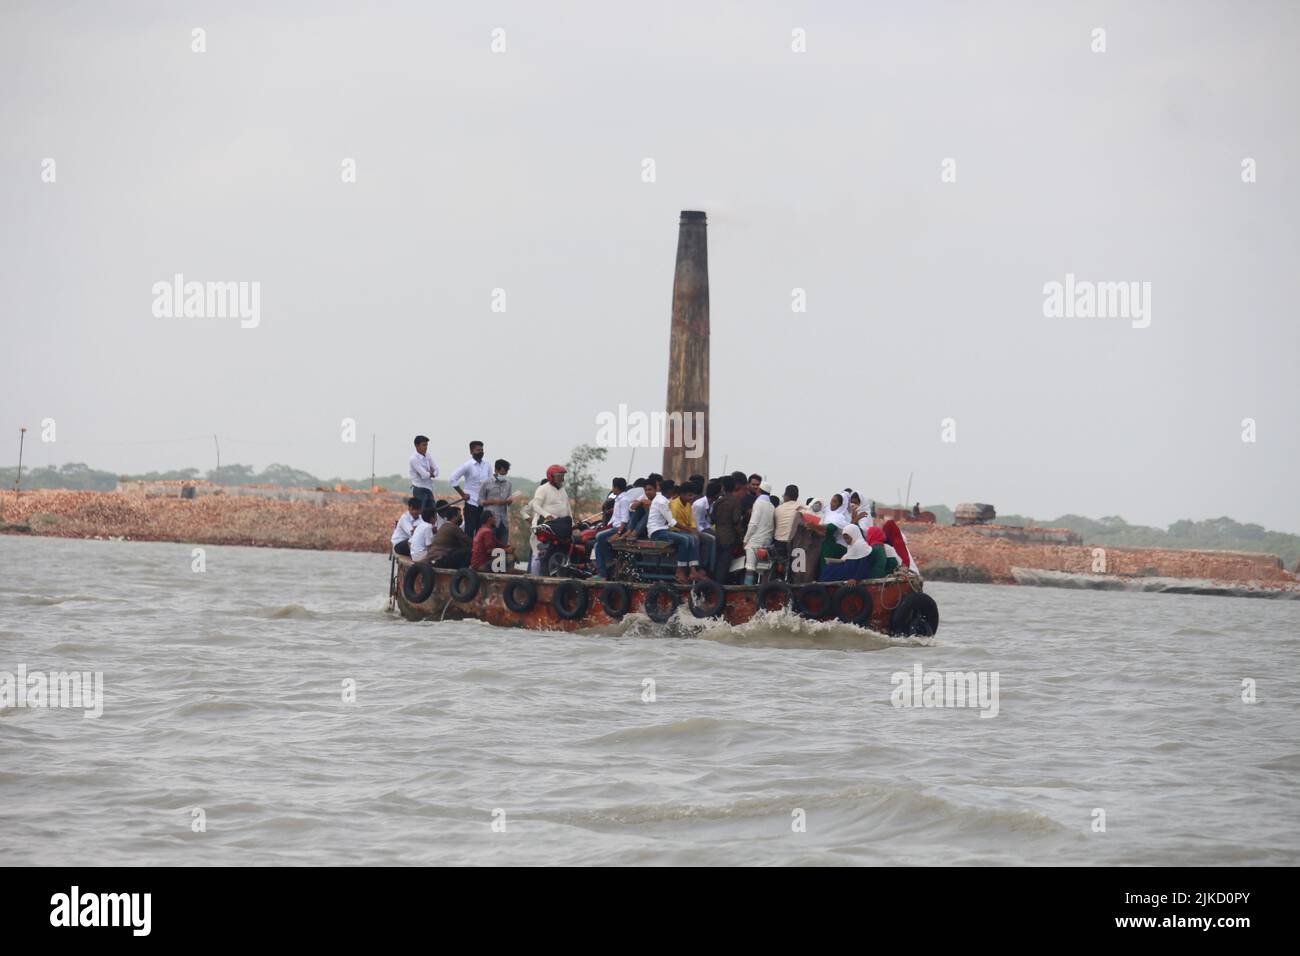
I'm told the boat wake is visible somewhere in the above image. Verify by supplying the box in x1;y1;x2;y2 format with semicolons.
587;607;933;652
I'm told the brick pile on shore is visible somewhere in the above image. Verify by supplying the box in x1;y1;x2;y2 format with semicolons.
901;522;1298;589
1;488;403;552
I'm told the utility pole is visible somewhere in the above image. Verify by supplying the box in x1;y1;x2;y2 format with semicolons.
14;427;26;494
213;434;221;477
371;434;376;490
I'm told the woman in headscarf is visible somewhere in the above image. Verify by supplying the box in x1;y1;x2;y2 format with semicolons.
818;524;873;582
881;519;918;573
862;525;900;579
824;492;850;529
818;494;849;568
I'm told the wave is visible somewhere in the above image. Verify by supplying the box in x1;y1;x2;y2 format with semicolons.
175;699;259;716
595;606;929;652
258;604;317;620
582;716;771;748
14;594;102;607
525;782;1070;839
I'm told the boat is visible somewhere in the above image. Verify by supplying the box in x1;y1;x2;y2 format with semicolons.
388;553;939;636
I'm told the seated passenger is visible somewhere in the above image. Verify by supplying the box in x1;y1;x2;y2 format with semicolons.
863;526;900;579
471;511;513;571
645;478;706;584
391;497;422;556
671;480;715;575
593;477;631;580
625;474;656;538
818;525;898;583
694;480;719;531
428;509;472;568
882;519;918;573
409;507;439;563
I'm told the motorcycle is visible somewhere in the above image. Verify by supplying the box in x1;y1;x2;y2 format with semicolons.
533;515;603;577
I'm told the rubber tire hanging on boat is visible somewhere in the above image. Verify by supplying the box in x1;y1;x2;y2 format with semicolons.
449;567;481;602
890;592;939;637
755;581;795;612
644;584;679;623
402;564;436;604
688;579;726;618
552;581;589;620
832;585;874;626
503;578;539;613
597;583;632;618
795;583;832;619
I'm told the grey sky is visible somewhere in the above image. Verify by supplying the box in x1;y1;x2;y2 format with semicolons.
2;1;1297;531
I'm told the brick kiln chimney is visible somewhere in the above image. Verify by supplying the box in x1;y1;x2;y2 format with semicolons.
663;211;709;479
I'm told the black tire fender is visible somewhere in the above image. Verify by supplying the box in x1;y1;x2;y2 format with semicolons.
597;583;632;618
755;581;795;612
795;583;832;619
449;567;481;602
644;584;679;623
689;579;726;618
552;581;590;620
402;564;436;604
503;578;539;613
890;592;939;637
832;585;874;626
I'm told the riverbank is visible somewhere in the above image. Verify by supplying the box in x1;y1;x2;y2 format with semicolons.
902;522;1297;592
3;490;1297;595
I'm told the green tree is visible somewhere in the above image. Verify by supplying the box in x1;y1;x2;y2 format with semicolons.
564;444;608;505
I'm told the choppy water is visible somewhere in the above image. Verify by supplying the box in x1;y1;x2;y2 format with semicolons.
2;535;1297;865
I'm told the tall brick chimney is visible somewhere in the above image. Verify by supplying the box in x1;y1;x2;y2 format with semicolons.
663;211;709;479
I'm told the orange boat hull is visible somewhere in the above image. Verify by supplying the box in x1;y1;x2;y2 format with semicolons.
390;559;933;636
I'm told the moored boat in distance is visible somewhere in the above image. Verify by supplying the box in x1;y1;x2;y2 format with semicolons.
389;556;939;637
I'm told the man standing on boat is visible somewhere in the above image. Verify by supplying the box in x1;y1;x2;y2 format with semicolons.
479;459;514;547
526;465;572;575
408;435;438;511
450;440;493;541
710;475;747;582
743;481;776;585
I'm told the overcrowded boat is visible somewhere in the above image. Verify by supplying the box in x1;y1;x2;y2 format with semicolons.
388;466;940;637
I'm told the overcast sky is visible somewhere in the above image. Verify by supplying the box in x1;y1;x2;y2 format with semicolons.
2;1;1297;531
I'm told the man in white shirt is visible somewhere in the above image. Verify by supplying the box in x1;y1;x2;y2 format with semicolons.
693;479;718;532
450;440;493;540
592;477;629;579
527;465;573;575
390;497;422;556
645;478;704;585
624;474;655;538
408;435;438;511
408;507;438;563
743;480;776;585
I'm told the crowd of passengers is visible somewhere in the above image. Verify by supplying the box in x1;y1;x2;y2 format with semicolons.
389;435;919;587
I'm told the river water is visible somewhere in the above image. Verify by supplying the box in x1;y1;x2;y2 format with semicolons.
1;535;1296;866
